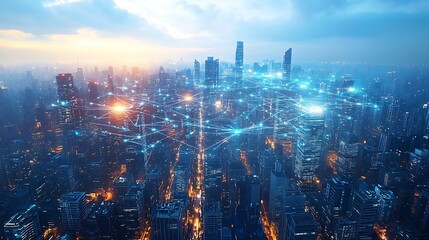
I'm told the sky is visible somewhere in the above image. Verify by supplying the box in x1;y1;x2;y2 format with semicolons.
1;0;429;65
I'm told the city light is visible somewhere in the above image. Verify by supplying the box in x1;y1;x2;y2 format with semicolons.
183;94;193;102
215;100;222;108
111;103;127;113
302;104;325;114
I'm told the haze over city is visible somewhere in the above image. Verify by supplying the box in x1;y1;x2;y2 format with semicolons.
1;1;429;240
1;0;429;65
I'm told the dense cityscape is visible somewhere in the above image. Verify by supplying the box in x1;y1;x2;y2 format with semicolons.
0;42;429;239
1;1;429;240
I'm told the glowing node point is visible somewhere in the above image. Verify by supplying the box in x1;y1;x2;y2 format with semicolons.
183;94;193;102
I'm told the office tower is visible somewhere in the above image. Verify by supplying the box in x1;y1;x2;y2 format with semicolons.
96;201;118;239
284;212;318;240
295;107;324;188
75;68;84;88
408;148;429;184
120;186;144;239
324;176;352;221
335;133;359;179
159;66;169;85
87;81;99;103
151;201;184;240
56;165;76;193
107;75;114;94
113;173;135;200
279;182;305;240
340;74;354;93
409;187;429;234
269;168;289;222
357;145;382;180
56;73;76;125
351;188;379;240
238;174;261;207
3;205;43;240
59;192;88;231
282;48;292;81
205;57;219;87
259;149;278;198
374;185;396;225
194;59;200;82
333;219;358;240
235;41;244;82
203;202;222;240
173;148;192;200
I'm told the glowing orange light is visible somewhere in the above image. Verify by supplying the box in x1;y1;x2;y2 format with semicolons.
215;100;222;108
183;94;193;102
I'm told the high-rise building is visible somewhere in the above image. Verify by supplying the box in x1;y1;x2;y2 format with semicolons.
151;201;184;240
59;192;88;231
374;185;396;225
205;57;219;87
113;173;135;200
284;212;318;240
295;106;324;188
87;81;99;103
107;75;114;94
235;41;244;82
203;202;222;240
3;205;43;240
282;48;292;81
56;73;76;125
120;186;144;239
75;68;84;89
259;149;278;198
269;169;289;221
336;133;359;179
96;201;118;239
56;165;76;193
324;176;352;221
194;59;200;82
351;188;379;240
409;187;429;234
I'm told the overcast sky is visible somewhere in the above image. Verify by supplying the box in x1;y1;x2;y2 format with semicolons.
1;0;429;65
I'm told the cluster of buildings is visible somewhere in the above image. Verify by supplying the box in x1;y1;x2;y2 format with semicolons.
0;41;428;240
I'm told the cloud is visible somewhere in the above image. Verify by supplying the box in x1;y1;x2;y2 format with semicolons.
111;0;294;40
0;28;201;64
0;29;34;39
42;0;88;8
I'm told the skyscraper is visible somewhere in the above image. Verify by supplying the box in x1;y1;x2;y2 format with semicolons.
282;48;292;81
351;187;379;240
205;57;219;87
75;68;84;89
59;192;88;231
295;106;324;188
235;41;244;82
203;202;222;240
284;212;318;240
194;59;200;82
96;201;118;239
56;73;76;125
151;201;184;240
3;205;43;240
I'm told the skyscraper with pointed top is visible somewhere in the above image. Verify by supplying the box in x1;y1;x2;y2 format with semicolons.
194;59;200;82
282;48;292;81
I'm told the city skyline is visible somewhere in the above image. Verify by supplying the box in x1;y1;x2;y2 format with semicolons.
1;1;429;240
1;0;429;65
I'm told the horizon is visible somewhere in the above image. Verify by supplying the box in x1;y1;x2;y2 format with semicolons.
1;0;429;65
